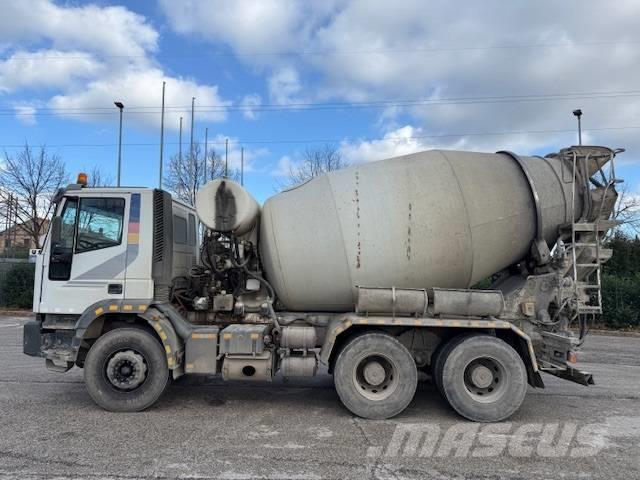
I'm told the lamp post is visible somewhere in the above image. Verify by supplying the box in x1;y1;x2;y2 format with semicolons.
189;97;195;193
225;138;228;177
179;116;183;162
204;127;208;181
572;109;582;146
114;101;124;186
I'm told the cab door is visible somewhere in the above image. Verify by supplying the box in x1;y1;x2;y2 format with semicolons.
39;194;129;314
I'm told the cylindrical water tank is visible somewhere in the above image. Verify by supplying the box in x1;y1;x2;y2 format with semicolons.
260;149;578;312
196;179;259;235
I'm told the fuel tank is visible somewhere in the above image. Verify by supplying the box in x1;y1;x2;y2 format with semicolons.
260;149;577;312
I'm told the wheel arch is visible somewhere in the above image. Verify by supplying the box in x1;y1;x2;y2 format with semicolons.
72;299;183;376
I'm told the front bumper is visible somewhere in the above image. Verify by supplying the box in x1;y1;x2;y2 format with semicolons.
23;320;76;371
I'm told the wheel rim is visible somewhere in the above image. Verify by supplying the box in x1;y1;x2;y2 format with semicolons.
462;356;506;403
105;349;148;391
352;353;399;401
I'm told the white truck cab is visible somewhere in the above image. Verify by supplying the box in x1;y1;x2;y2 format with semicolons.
33;179;198;315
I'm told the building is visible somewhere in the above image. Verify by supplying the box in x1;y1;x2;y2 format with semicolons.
0;219;49;255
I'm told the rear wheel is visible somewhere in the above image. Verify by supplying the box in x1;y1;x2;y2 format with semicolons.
440;335;527;422
334;333;417;420
84;328;170;412
431;333;473;397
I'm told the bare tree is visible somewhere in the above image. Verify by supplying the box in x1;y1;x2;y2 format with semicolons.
164;143;239;205
87;165;114;187
279;144;348;189
0;144;68;248
612;182;640;236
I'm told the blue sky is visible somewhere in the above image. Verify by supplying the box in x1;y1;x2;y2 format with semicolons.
1;0;639;204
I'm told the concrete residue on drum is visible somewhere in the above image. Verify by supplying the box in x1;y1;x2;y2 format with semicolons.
406;202;412;261
214;181;237;231
354;170;361;269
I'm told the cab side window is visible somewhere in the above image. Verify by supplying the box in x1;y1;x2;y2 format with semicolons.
76;198;125;253
59;198;78;251
49;198;78;281
188;213;197;246
173;215;187;245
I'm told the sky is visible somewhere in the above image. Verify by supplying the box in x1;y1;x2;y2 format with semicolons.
0;0;639;204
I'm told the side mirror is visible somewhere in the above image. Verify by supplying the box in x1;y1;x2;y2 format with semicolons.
50;216;62;245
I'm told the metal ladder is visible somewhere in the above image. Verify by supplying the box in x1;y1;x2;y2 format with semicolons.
567;147;619;315
571;222;611;314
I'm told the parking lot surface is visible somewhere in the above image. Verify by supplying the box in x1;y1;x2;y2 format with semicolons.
0;314;638;479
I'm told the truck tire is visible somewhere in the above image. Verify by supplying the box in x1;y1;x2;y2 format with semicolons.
83;328;170;412
431;333;474;397
334;333;417;420
440;334;527;422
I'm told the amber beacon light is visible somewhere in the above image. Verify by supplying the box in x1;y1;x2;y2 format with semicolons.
76;172;88;186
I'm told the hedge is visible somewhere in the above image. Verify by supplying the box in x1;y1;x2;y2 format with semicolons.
600;273;640;328
0;256;637;328
0;263;35;308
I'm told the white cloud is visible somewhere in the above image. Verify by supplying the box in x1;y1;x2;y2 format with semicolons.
14;105;37;126
49;68;229;130
339;125;431;164
0;50;103;92
339;122;565;165
272;155;294;177
0;0;231;131
240;94;262;120
161;0;640;159
268;66;305;105
158;0;335;60
0;1;157;58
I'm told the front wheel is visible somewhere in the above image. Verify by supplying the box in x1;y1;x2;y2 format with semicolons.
334;333;418;420
441;335;527;422
83;328;170;412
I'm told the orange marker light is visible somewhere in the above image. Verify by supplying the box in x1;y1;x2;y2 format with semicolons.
77;172;88;186
567;351;578;364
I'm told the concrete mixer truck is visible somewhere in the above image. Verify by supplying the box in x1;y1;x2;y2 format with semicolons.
23;145;622;421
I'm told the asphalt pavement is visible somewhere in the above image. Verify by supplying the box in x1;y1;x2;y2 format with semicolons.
0;313;638;479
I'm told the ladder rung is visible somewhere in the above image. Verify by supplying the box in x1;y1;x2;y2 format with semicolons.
577;284;600;289
574;243;598;247
576;263;600;267
578;307;602;313
572;220;620;231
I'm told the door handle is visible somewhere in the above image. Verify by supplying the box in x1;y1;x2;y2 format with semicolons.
108;283;123;294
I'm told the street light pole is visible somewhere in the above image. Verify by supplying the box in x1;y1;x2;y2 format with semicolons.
189;97;195;195
114;101;124;186
225;138;228;177
573;109;583;146
204;127;208;181
179;116;183;163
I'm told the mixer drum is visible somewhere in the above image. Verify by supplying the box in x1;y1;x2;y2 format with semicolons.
260;149;577;312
